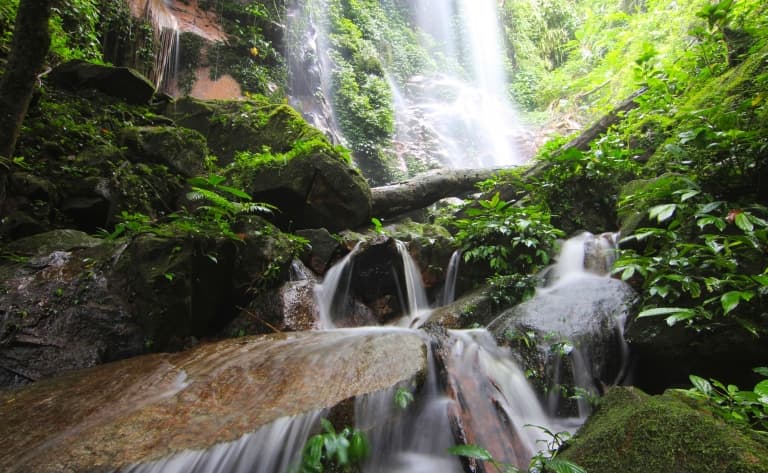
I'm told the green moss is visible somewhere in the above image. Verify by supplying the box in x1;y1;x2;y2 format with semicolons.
561;387;768;473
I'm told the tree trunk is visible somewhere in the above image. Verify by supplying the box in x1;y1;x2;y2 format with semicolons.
0;0;54;210
371;168;501;219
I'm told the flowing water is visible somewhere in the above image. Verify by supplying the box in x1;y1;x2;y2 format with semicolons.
128;0;180;91
287;0;528;174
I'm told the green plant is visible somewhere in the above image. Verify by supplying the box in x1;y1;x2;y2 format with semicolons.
184;174;276;239
678;367;768;434
393;386;414;410
453;193;563;276
448;425;586;473
296;419;369;473
614;182;768;334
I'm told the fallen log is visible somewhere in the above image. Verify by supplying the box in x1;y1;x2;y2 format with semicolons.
370;168;500;219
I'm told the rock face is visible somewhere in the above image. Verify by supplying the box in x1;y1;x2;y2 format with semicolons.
0;330;428;473
626;315;768;393
0;228;299;388
49;60;156;104
560;386;768;473
162;97;372;231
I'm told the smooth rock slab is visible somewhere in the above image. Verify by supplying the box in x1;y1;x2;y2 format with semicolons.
0;329;427;473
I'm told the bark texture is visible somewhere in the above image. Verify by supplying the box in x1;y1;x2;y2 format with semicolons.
371;168;500;219
0;0;54;209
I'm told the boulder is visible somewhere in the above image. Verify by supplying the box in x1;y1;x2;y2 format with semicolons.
161;97;327;165
119;126;209;177
426;288;497;329
296;228;340;274
0;330;427;473
560;386;768;473
488;277;636;414
238;146;372;232
626;315;768;393
0;226;300;388
49;60;156;104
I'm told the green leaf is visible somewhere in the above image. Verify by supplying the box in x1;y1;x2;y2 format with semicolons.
753;367;768;377
448;444;494;461
755;380;768;399
735;213;754;232
546;458;588;473
638;307;694;318
690;375;712;395
348;430;369;462
721;291;754;314
649;204;677;223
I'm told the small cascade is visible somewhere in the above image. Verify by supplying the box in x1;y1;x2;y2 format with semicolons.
394;240;431;327
546;231;618;287
121;410;326;473
355;338;463;473
440;250;462;306
314;243;362;329
135;0;180;91
490;231;631;418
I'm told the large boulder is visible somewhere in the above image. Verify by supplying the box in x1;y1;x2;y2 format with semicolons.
488;276;636;414
0;330;428;472
162;97;372;231
119;126;209;177
560;386;768;473
626;315;768;393
0;226;300;388
49;60;156;104
161;97;327;165
234;144;372;232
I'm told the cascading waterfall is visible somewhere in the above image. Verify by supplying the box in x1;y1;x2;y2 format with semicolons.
441;250;462;306
314;242;362;329
394;240;431;327
288;0;528;173
121;410;325;473
130;0;181;91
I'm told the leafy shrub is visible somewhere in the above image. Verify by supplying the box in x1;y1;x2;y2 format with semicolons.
614;181;768;334
679;367;768;435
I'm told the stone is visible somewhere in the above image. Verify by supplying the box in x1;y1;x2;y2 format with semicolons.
296;228;340;275
119;126;208;178
0;330;427;472
560;386;768;473
49;60;156;104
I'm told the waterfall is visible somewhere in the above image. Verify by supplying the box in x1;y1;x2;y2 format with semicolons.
287;0;528;175
394;240;431;327
546;231;619;287
440;250;462;306
121;410;325;473
131;0;180;91
313;242;362;329
393;0;528;169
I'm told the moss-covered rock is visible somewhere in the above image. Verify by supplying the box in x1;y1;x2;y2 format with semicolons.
0;221;304;388
561;386;768;473
230;141;372;232
119;125;208;177
49;60;156;105
161;96;327;165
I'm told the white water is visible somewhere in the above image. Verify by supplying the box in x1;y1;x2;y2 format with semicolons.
394;240;431;327
313;242;361;329
441;250;462;306
121;410;325;473
130;0;180;91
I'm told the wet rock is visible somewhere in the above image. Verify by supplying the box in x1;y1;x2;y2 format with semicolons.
426;288;497;329
0;330;427;473
222;279;319;335
560;386;768;472
488;277;636;414
0;227;299;389
49;60;156;104
296;228;340;274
